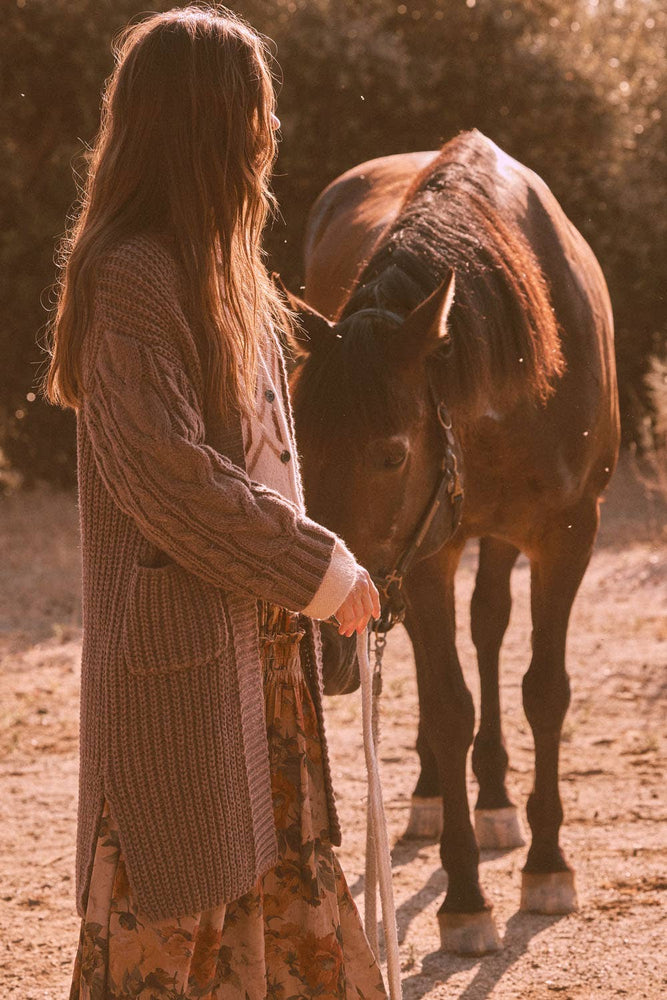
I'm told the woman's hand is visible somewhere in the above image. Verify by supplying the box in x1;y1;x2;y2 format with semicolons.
334;566;381;636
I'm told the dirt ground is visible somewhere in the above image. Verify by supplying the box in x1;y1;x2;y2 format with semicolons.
0;453;665;999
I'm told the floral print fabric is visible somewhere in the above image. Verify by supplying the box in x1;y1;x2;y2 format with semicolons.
70;601;387;999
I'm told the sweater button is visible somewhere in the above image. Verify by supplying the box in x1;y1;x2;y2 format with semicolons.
265;388;275;403
280;450;291;463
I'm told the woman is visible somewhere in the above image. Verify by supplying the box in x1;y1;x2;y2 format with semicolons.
45;6;386;998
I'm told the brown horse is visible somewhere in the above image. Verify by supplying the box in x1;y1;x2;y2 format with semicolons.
285;130;620;955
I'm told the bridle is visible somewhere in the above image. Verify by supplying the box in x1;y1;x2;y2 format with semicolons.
370;369;464;634
322;305;465;639
360;362;463;752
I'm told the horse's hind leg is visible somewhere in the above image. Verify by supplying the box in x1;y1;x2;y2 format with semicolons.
521;498;600;914
471;537;525;849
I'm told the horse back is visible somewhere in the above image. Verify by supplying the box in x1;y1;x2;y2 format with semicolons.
304;151;438;317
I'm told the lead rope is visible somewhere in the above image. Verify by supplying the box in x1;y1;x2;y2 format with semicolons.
363;629;383;958
357;627;403;1000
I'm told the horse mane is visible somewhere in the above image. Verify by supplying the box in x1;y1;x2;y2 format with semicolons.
340;131;565;414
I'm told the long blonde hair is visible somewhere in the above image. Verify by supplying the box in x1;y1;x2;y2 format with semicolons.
45;4;289;421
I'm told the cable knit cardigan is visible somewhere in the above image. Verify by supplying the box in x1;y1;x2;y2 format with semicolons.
75;233;357;921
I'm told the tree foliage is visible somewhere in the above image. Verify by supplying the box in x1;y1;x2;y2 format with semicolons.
2;0;665;483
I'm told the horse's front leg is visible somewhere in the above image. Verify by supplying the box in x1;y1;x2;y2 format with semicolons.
521;497;600;914
403;542;501;955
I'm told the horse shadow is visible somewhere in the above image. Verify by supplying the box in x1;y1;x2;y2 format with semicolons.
349;836;566;998
400;910;566;999
352;835;517;946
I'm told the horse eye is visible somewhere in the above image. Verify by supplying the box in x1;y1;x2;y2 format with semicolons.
383;446;407;469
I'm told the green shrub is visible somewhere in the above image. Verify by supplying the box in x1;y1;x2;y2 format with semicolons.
2;0;665;484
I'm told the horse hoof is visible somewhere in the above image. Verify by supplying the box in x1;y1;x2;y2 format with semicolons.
474;807;525;850
438;909;502;955
403;796;443;840
520;871;578;914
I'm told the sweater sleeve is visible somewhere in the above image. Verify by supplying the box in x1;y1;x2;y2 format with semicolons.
80;257;346;612
301;538;358;620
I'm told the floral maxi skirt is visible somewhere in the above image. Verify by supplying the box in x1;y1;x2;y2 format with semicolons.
70;601;387;999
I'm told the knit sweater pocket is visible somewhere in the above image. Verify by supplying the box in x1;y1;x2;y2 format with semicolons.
121;561;229;675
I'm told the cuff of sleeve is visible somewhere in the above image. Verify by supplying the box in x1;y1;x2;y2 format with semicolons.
300;537;359;620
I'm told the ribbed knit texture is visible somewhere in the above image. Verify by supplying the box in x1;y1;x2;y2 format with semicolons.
75;233;343;922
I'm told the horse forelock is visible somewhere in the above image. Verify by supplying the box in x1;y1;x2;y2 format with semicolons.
340;132;566;415
291;311;419;452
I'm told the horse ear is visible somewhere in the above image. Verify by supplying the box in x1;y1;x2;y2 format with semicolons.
390;270;456;365
272;273;337;355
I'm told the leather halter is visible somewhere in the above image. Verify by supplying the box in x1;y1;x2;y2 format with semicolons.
325;305;464;634
371;373;464;632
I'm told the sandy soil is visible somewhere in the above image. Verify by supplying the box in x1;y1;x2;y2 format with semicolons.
0;454;665;999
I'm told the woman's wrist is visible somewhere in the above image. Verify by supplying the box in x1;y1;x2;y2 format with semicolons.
300;537;359;621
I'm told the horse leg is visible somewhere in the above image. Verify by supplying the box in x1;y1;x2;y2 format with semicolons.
520;498;599;914
404;544;501;955
403;720;444;840
404;618;446;841
471;537;525;849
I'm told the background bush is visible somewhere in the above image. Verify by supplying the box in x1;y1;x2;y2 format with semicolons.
2;0;665;485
